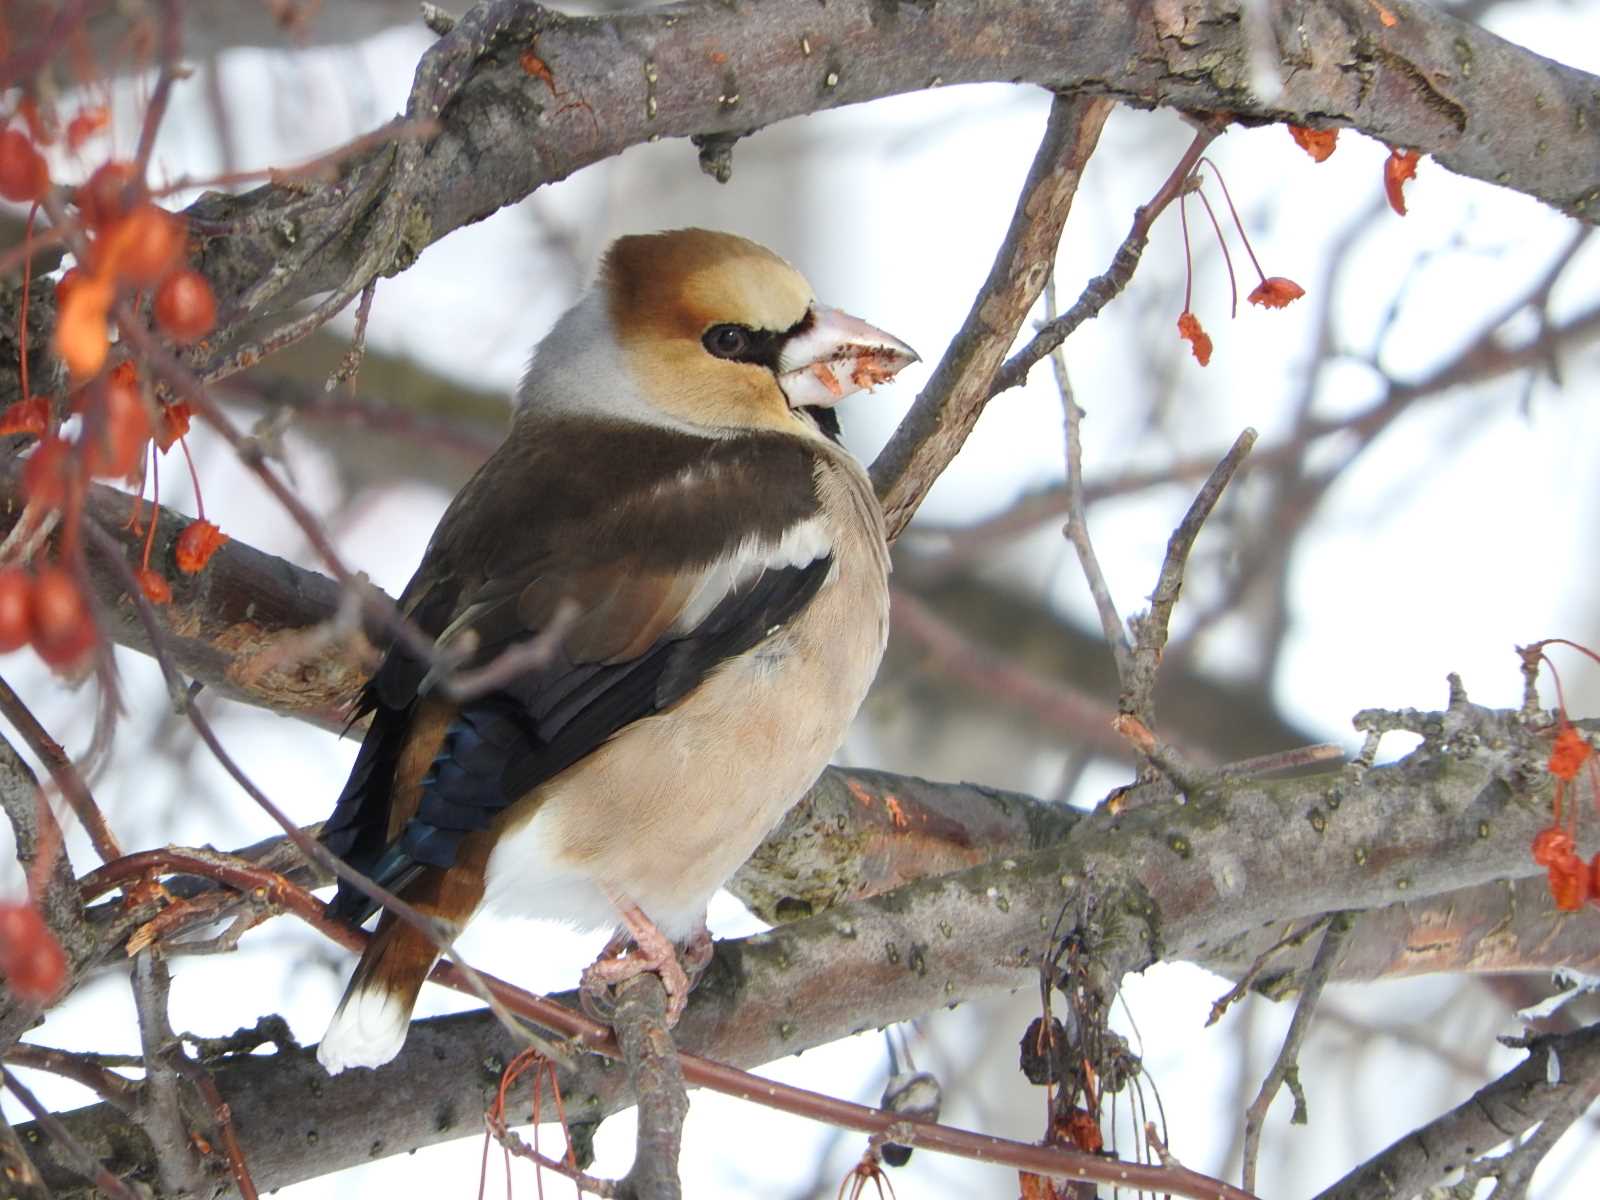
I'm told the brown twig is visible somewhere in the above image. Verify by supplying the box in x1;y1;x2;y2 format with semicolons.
0;675;123;863
3;1045;140;1113
0;1067;140;1200
1240;913;1353;1193
1051;277;1130;684
990;117;1225;396
1208;916;1334;1027
1110;428;1257;790
0;1100;49;1200
131;0;184;180
169;1058;261;1200
871;93;1113;540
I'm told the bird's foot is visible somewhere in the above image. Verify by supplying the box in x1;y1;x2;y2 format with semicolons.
579;903;692;1027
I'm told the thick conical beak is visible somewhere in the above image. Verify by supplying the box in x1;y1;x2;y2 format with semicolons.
776;305;919;409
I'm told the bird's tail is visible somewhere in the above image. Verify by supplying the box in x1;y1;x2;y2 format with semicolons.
316;913;438;1074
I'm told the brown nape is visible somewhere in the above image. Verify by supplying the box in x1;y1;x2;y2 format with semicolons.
601;228;813;345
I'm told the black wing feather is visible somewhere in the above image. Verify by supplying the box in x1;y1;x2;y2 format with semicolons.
326;557;829;924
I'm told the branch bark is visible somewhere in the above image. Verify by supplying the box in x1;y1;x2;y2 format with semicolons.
7;0;1600;412
15;694;1599;1195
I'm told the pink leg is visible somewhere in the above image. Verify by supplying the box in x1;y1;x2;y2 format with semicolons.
580;903;693;1026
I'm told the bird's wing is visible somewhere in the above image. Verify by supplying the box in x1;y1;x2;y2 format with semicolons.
320;418;833;923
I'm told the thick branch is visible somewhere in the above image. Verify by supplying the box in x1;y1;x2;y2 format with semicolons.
7;0;1598;411
19;698;1599;1193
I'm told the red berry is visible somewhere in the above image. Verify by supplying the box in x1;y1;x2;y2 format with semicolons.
78;372;151;479
0;902;67;1004
30;565;95;669
101;203;183;286
0;569;32;653
0;130;49;203
154;269;216;343
52;270;114;380
1548;851;1590;912
74;160;142;230
1531;825;1575;868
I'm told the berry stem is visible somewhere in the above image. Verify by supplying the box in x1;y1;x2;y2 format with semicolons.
1198;156;1267;281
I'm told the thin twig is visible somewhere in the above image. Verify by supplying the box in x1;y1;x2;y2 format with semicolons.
3;1044;140;1112
1212;743;1345;780
131;0;184;179
0;1100;49;1200
871;93;1113;539
0;1067;140;1200
1240;912;1353;1193
170;1058;261;1200
1208;916;1333;1027
1050;276;1131;683
1132;426;1258;711
0;674;124;862
990;116;1228;395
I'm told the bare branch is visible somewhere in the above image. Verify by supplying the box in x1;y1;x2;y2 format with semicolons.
1240;913;1354;1193
872;93;1112;538
131;952;207;1196
1312;1023;1600;1200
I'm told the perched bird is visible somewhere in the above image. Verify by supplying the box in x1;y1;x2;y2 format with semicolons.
316;229;916;1074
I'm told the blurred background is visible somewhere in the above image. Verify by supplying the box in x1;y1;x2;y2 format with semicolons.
3;0;1600;1195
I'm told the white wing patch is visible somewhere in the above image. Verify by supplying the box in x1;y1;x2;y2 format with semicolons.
674;516;832;634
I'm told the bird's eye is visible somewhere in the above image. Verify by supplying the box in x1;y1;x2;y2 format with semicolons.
703;324;752;360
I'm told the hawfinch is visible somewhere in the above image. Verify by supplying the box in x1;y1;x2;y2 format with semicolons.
315;229;916;1073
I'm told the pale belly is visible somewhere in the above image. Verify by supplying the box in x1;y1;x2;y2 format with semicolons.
479;558;887;939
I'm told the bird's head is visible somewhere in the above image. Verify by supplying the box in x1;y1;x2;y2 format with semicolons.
521;229;918;438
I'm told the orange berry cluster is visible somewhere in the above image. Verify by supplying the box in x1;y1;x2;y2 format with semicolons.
55;159;216;379
0;563;96;670
1531;723;1600;911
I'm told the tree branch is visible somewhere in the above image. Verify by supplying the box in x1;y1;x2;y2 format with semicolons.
1311;1022;1600;1200
17;690;1597;1193
870;92;1111;538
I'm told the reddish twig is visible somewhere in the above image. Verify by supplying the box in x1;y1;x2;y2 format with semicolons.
0;1068;140;1200
0;675;123;862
